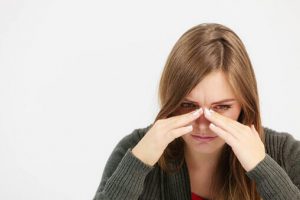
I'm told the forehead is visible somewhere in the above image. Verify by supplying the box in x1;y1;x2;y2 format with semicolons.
187;70;236;105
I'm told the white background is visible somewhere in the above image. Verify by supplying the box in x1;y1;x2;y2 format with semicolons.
0;1;299;199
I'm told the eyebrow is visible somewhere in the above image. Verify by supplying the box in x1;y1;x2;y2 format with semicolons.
183;98;236;105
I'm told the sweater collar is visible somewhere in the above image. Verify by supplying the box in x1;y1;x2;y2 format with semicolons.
161;156;192;200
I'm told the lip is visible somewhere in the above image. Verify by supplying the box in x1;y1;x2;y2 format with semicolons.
191;134;218;142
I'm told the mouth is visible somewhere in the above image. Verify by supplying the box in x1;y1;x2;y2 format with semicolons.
191;135;217;139
191;134;218;142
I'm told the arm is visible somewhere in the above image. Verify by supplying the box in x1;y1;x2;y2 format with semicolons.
245;132;300;200
92;127;154;200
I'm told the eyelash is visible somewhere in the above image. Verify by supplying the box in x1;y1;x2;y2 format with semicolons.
214;105;232;111
180;102;232;111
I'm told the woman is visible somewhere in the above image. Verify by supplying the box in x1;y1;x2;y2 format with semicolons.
93;23;300;200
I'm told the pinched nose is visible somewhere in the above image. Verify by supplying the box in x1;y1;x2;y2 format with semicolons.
193;107;212;129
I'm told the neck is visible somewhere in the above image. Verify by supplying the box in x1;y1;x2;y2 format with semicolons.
184;145;223;170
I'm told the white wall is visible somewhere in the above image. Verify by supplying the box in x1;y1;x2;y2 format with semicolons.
0;1;299;199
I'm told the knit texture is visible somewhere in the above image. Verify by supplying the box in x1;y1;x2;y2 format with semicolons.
93;124;300;200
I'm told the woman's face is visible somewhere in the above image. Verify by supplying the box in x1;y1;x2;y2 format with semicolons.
181;70;242;155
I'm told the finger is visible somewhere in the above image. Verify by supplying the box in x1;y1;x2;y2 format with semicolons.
166;108;203;130
251;124;260;138
209;123;236;146
204;108;242;139
251;124;254;132
167;125;194;141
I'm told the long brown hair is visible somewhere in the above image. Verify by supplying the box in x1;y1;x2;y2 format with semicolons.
154;23;264;200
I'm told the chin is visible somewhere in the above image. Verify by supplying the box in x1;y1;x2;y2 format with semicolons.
190;144;224;154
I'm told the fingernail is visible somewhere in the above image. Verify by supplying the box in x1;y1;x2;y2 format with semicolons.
209;123;216;128
187;125;193;131
199;107;203;114
193;109;200;116
204;108;211;116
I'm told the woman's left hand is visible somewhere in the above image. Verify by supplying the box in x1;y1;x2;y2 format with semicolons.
204;108;266;172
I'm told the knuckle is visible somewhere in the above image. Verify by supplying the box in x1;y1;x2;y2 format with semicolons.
168;134;176;142
167;130;176;141
173;117;181;124
155;119;162;124
244;126;251;132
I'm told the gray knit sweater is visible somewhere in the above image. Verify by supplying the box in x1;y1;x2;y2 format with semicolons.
93;124;300;200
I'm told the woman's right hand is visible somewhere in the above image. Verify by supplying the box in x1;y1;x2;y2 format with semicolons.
131;108;203;166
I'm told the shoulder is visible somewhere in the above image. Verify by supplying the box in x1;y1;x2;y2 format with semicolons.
263;126;300;152
263;126;296;140
263;126;299;149
263;126;300;173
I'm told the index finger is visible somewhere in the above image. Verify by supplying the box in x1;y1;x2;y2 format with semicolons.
204;108;241;134
166;108;203;130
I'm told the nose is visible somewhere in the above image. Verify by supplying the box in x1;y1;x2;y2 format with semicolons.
194;107;211;130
